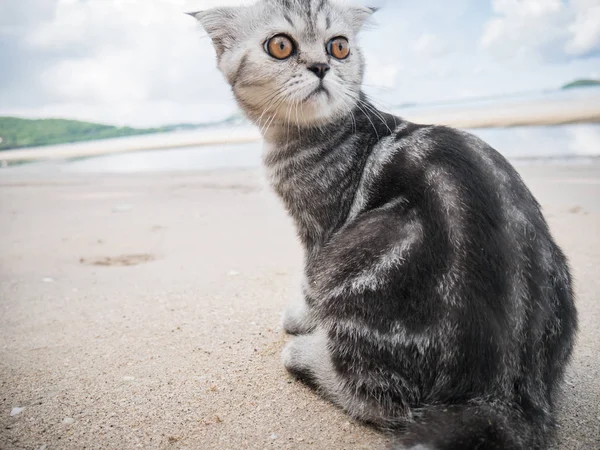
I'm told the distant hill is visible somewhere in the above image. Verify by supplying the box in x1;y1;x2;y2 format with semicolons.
0;115;247;151
0;117;169;151
561;79;600;90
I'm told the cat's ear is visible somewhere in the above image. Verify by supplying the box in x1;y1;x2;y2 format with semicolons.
187;8;240;59
349;6;377;33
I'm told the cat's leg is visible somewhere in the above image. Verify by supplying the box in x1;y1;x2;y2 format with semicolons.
281;329;334;385
282;300;314;335
281;333;346;416
282;329;394;426
282;278;317;335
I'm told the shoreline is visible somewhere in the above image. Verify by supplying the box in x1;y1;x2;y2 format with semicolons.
1;97;600;163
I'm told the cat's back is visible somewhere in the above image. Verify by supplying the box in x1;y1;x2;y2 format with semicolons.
315;118;576;394
355;119;547;238
335;118;572;330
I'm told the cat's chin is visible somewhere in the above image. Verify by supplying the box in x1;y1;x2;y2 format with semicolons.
243;92;349;130
303;85;329;102
287;95;347;127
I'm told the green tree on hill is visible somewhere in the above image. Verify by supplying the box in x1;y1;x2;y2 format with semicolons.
0;117;164;151
561;79;600;90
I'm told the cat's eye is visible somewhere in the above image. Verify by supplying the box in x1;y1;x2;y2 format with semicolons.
265;34;295;60
327;37;350;60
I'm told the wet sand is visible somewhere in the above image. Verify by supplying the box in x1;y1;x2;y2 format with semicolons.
1;165;599;449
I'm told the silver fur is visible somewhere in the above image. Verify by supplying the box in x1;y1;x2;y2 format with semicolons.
193;2;577;449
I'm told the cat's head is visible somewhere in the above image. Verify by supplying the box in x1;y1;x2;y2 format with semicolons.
190;0;375;130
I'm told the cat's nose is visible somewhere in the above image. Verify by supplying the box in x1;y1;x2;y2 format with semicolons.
308;63;330;79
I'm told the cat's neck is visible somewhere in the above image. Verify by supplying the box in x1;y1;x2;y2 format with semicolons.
262;100;397;253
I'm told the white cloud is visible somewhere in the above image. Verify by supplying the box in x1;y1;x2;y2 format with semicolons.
412;33;447;57
482;0;600;60
2;0;241;126
481;0;566;61
566;0;600;55
364;58;400;90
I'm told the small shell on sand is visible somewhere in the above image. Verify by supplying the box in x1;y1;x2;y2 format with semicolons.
10;407;24;417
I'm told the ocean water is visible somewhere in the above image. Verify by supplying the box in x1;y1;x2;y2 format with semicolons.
472;124;600;161
2;123;598;175
392;84;600;118
7;141;265;174
1;87;599;174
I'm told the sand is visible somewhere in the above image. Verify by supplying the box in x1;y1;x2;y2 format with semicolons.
1;165;599;449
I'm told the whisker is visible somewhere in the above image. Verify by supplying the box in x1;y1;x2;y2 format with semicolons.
358;99;394;135
262;98;286;135
354;101;379;141
294;98;302;137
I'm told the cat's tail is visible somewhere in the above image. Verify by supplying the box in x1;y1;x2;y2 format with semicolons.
395;400;549;450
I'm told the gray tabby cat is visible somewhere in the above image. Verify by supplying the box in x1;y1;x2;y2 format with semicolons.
190;1;577;449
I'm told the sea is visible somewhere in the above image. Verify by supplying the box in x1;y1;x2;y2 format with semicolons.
2;87;599;175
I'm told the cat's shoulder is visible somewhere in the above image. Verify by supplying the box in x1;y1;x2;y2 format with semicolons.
386;119;513;176
391;120;489;154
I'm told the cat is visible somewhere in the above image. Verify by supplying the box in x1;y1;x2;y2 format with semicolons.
190;1;578;448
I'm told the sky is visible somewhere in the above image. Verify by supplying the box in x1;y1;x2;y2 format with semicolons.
1;0;599;127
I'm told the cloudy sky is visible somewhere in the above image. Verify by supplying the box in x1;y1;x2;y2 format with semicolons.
1;0;599;127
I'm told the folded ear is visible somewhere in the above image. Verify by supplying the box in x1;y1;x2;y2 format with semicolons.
188;8;240;59
349;6;377;33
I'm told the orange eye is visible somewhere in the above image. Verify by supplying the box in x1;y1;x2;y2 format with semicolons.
266;34;294;60
327;37;350;60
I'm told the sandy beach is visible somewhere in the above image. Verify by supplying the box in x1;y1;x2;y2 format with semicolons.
1;165;599;449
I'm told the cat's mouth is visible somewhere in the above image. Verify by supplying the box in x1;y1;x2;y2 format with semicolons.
303;84;329;102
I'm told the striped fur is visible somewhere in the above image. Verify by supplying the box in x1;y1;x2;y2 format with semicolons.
193;2;577;449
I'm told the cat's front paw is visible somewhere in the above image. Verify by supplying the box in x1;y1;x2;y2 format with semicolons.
282;303;315;335
281;337;317;385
